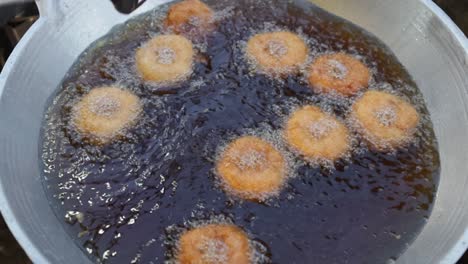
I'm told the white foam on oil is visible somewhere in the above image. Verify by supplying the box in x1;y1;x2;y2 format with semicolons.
229;148;267;171
267;40;288;58
199;237;229;263
307;118;338;139
327;59;348;80
374;106;397;126
155;47;176;65
88;94;121;117
212;5;235;22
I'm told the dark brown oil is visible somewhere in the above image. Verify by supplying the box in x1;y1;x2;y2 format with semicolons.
40;0;440;263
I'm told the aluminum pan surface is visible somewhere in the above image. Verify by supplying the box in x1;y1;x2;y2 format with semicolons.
0;0;466;263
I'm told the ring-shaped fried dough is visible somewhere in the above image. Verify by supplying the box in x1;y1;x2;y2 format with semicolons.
308;52;370;96
285;106;350;162
351;90;420;150
216;136;287;201
177;224;251;264
136;34;194;83
165;0;215;35
246;31;309;76
73;86;141;144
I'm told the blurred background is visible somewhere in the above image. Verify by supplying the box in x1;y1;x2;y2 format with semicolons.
0;0;467;263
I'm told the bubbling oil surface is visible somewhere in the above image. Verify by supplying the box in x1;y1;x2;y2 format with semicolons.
40;0;440;263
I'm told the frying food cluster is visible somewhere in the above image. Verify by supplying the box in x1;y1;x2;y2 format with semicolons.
68;1;422;263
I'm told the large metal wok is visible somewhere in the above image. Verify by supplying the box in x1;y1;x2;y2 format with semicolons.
0;0;467;263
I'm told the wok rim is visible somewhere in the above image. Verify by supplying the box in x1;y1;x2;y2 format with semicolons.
0;0;466;263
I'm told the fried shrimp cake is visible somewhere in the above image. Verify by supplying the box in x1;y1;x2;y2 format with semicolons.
177;224;251;264
246;31;308;76
216;136;287;201
351;90;420;150
308;52;371;96
136;34;194;83
73;86;141;144
285;106;350;162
